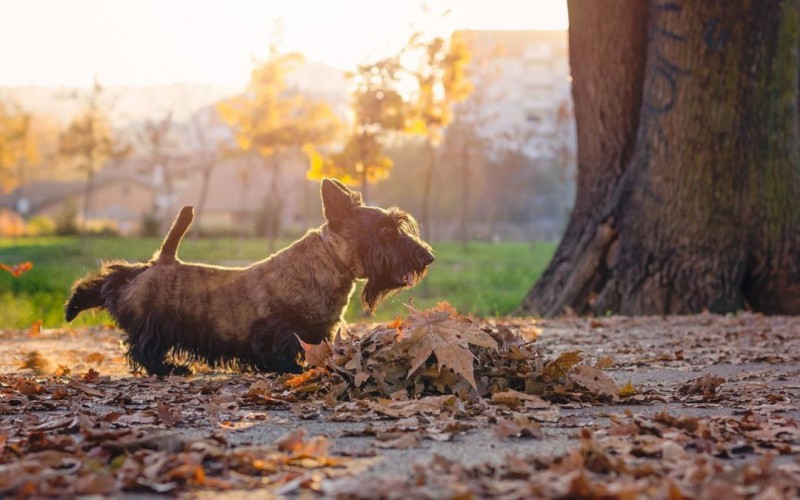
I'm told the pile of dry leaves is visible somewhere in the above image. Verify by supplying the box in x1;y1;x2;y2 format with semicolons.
287;302;625;404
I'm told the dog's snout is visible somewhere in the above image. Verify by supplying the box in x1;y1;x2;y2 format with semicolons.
417;248;435;267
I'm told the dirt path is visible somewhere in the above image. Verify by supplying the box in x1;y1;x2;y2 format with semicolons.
1;313;798;497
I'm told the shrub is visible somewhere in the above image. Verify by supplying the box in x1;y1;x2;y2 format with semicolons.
0;210;25;237
54;201;79;235
26;215;55;236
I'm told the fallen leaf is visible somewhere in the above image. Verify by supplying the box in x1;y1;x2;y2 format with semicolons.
374;434;420;449
368;395;457;418
299;338;332;367
569;365;618;396
0;261;33;277
679;374;726;396
400;304;498;389
28;320;42;337
68;379;107;397
618;380;637;397
543;351;582;380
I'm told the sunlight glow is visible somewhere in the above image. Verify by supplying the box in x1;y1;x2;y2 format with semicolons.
0;0;568;88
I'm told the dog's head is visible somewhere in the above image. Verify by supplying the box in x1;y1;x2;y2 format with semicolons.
321;178;434;312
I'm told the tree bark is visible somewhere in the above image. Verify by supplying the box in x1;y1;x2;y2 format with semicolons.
194;164;213;238
520;0;800;316
420;141;436;240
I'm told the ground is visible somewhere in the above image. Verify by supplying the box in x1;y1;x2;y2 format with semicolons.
1;313;798;498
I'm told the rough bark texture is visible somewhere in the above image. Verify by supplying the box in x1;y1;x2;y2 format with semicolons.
521;0;800;316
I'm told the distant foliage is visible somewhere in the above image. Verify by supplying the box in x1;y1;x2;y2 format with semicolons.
25;215;55;236
0;102;38;193
407;31;473;145
217;49;341;161
306;57;407;195
54;200;79;236
58;80;130;223
0;209;25;237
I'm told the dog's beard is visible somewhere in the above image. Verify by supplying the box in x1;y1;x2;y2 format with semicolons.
361;238;431;312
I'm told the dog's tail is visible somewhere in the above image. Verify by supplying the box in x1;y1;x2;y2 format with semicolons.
64;262;149;321
154;206;194;263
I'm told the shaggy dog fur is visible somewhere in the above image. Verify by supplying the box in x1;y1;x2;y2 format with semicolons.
65;179;434;375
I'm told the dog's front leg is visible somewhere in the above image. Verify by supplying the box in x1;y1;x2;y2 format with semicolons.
249;317;306;374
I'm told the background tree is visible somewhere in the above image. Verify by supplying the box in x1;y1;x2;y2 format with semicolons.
0;102;38;194
138;112;175;230
520;0;800;316
58;80;128;225
188;107;225;237
407;31;472;239
442;35;500;247
218;47;340;246
306;56;406;204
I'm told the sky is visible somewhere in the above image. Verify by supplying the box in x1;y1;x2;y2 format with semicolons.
0;0;568;88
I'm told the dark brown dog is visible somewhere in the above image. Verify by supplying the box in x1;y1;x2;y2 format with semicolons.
65;179;434;375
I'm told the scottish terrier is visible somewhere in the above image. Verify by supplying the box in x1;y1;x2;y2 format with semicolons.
65;179;434;375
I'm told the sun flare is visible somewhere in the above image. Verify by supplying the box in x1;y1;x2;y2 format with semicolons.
0;0;567;87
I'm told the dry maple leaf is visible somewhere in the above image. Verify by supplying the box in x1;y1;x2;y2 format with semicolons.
678;373;726;396
0;261;33;277
299;338;332;368
28;320;42;337
20;351;50;374
568;365;618;397
618;380;637;397
543;350;582;380
399;303;497;390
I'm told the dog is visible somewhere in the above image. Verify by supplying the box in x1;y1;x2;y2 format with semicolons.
65;178;434;376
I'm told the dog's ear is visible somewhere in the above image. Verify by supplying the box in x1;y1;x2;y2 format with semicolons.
321;178;362;226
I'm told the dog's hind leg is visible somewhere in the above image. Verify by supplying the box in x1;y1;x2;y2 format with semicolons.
249;317;306;374
125;317;192;377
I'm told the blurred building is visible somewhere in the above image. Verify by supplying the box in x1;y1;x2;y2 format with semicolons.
460;30;575;163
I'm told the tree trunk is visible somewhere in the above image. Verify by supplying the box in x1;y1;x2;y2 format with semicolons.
361;167;369;205
194;164;213;238
82;155;96;226
265;158;283;253
459;138;471;249
420;141;435;240
520;0;800;316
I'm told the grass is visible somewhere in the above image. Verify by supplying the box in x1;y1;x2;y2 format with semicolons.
0;236;555;329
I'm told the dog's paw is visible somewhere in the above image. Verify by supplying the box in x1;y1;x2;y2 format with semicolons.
170;365;193;376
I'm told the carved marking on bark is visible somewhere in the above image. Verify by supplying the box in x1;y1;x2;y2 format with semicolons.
703;18;727;51
642;1;689;163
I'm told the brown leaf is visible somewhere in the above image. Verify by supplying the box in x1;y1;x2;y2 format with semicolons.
299;338;332;367
400;303;497;389
568;365;618;396
368;395;456;418
543;351;582;380
491;389;552;409
157;401;178;427
20;351;49;374
85;352;105;364
618;380;637;397
16;379;44;395
275;428;307;453
0;261;33;277
374;434;420;449
28;320;42;337
68;379;107;397
494;417;542;439
679;374;726;396
595;357;614;369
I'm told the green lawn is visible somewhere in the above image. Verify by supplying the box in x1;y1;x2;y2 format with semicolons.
0;236;555;329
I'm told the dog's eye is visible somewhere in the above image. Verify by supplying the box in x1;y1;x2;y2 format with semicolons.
379;226;395;239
